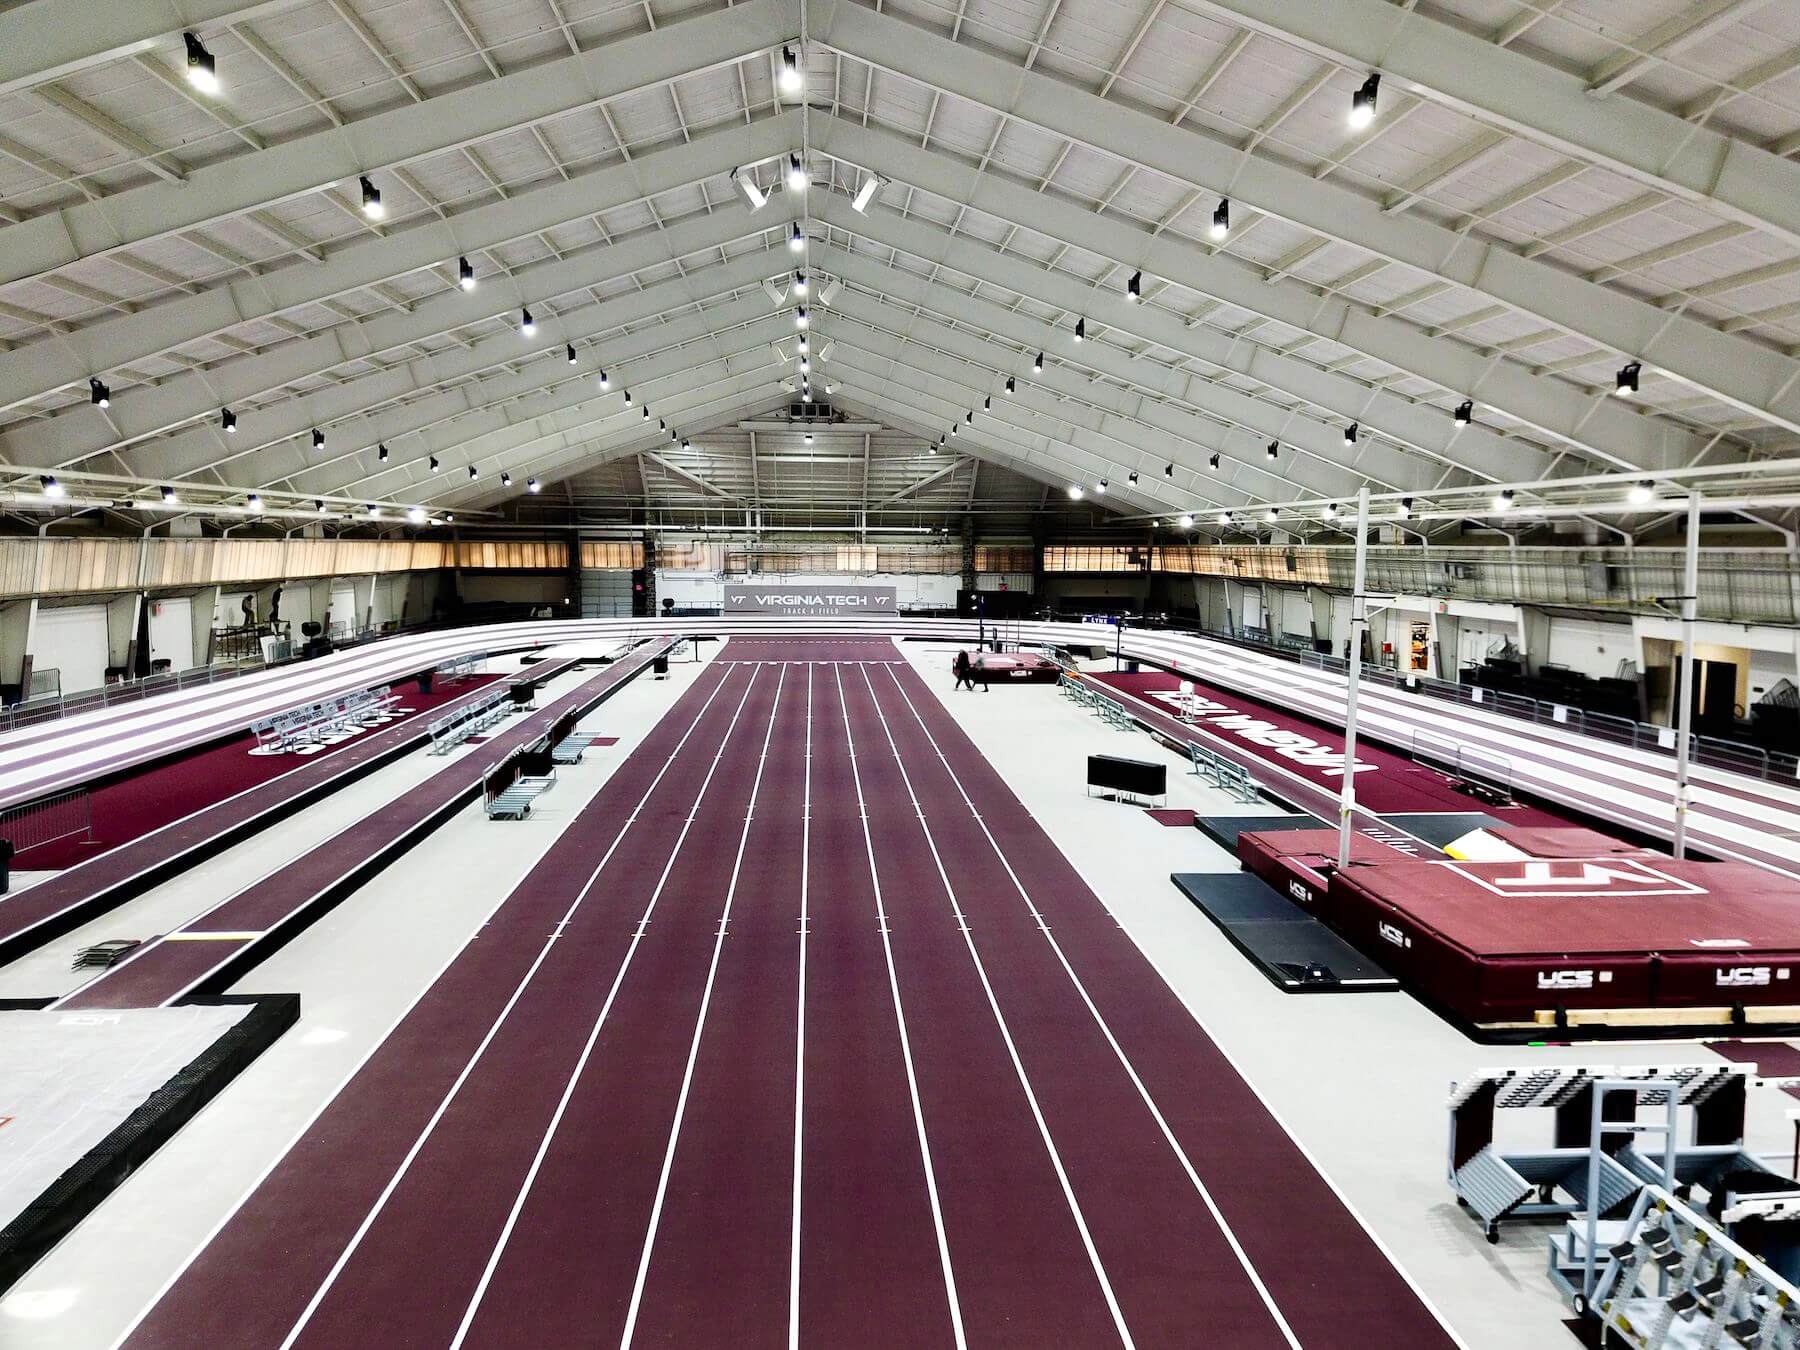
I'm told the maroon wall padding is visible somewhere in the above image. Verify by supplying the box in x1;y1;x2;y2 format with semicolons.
1485;826;1660;859
1235;828;1421;922
1326;857;1800;1021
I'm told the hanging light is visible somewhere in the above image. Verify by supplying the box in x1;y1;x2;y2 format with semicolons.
1266;440;1278;460
951;422;959;437
1127;470;1138;485
520;308;536;337
1126;270;1142;303
642;406;651;419
501;471;512;487
314;498;326;512
934;435;944;453
367;504;380;519
1067;484;1083;500
1492;488;1514;512
622;388;632;406
1343;422;1358;446
1034;351;1044;372
1209;452;1220;470
789;222;805;252
1628;479;1654;504
40;475;64;497
795;306;808;328
567;344;577;365
407;506;426;523
1096;479;1108;494
1265;506;1280;523
429;456;440;472
797;335;809;354
964;410;973;425
527;477;541;493
359;176;384;219
221;407;236;434
1322;501;1337;519
787;153;807;192
731;167;768;212
1211;199;1230;240
459;256;476;291
1177;513;1194;529
445;511;454;523
598;369;610;390
89;377;110;408
681;439;691;451
1349;73;1380;129
852;173;883;213
800;357;810;373
1216;511;1230;526
780;45;802;94
184;33;219;93
1073;317;1085;342
249;494;265;513
1164;462;1175;477
161;484;178;505
1615;362;1641;398
312;428;325;450
793;271;807;295
468;465;479;480
659;418;667;431
983;395;991;411
1005;375;1015;395
1399;497;1413;519
377;443;388;462
1454;399;1473;426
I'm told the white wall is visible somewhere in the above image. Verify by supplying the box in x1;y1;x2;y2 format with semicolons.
145;597;195;673
32;605;109;694
656;570;959;610
328;583;356;634
1545;616;1633;678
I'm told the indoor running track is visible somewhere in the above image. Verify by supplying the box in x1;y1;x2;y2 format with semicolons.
118;637;1457;1349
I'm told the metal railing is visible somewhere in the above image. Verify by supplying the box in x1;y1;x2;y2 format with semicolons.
0;787;93;855
0;660;268;736
1167;617;1800;785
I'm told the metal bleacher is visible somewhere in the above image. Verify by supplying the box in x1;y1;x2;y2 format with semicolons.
1187;743;1262;803
428;686;511;755
249;686;401;755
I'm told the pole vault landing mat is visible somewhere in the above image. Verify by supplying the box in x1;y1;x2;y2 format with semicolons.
1379;812;1501;849
1194;813;1311;852
1172;872;1399;994
1327;856;1800;1033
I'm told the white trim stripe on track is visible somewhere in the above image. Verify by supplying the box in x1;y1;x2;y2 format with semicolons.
788;663;812;1350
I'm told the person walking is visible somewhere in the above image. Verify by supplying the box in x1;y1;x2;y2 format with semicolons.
953;649;977;691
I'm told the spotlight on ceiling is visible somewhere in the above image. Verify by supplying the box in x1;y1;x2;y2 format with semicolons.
1034;351;1044;372
1165;462;1174;477
359;175;384;219
520;308;536;337
1399;497;1413;519
1322;501;1337;519
1454;399;1473;427
1628;479;1654;505
793;271;807;296
312;428;325;450
1211;198;1229;240
1127;470;1139;485
430;456;440;472
40;474;64;497
852;173;883;213
1615;361;1641;398
789;222;805;252
468;465;478;480
1343;422;1358;446
501;471;512;487
1096;479;1109;494
623;389;632;405
567;344;577;365
377;443;388;462
161;484;177;505
1067;484;1083;500
1266;440;1278;461
1265;506;1279;523
598;369;610;389
731;167;768;212
459;256;476;290
1216;511;1231;526
408;506;426;523
1349;72;1380;129
367;504;380;519
89;377;110;408
1209;453;1220;470
1005;375;1015;395
528;477;541;493
804;431;815;444
221;407;236;434
1126;270;1142;303
795;306;809;328
249;493;265;513
787;153;807;191
780;45;802;93
1492;488;1514;512
183;33;218;94
1179;513;1194;529
681;439;691;451
1073;316;1085;342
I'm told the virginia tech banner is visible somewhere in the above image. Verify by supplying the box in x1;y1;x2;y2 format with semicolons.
723;584;897;617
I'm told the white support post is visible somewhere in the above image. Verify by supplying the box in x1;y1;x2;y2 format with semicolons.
1338;487;1370;869
1673;492;1700;859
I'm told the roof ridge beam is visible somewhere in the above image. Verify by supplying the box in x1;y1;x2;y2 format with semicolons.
813;118;1711;474
813;0;1800;437
0;112;799;415
0;0;794;289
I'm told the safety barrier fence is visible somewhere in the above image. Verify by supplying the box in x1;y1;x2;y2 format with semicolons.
0;788;93;854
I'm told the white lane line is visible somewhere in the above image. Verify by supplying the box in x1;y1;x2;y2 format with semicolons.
836;665;967;1350
617;664;791;1348
103;650;700;1350
886;663;1469;1349
788;663;812;1350
274;662;756;1350
854;664;1132;1350
438;664;772;1350
879;666;1298;1347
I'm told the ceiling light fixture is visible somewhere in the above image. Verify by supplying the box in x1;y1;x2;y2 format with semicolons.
161;485;177;505
1127;470;1138;485
1073;317;1085;342
89;377;109;408
312;428;325;450
1266;440;1278;460
731;167;767;212
1399;497;1413;519
250;494;265;513
1034;351;1044;372
1349;72;1380;129
1216;511;1230;526
1179;513;1196;530
407;506;426;523
468;465;478;480
623;389;632;405
852;173;883;213
797;336;809;354
430;456;440;472
1005;376;1015;395
1067;484;1083;500
377;443;388;462
184;33;219;93
787;153;807;191
1208;452;1220;470
1164;462;1174;477
1454;399;1473;426
458;256;475;290
780;45;802;93
520;308;536;337
359;176;383;219
804;431;815;444
1323;501;1337;519
1126;270;1142;303
567;344;577;365
789;222;805;252
598;369;610;389
1096;479;1108;494
795;305;808;328
501;471;512;487
1343;422;1358;446
1493;488;1514;512
1615;361;1641;397
1211;199;1229;240
367;504;380;519
793;271;807;295
41;475;63;497
1265;506;1279;523
221;407;236;433
528;477;541;493
1629;479;1654;504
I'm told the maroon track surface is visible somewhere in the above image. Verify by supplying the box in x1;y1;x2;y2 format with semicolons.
1092;669;1567;823
121;638;1453;1349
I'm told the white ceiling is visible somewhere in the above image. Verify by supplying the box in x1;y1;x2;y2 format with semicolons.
2;0;1799;536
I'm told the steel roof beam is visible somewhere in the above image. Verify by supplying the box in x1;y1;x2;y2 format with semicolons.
0;112;799;414
814;0;1800;436
0;0;793;289
813;119;1715;475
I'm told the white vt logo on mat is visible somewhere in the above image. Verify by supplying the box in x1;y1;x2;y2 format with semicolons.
1447;858;1707;899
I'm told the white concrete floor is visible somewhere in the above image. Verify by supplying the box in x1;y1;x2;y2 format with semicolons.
0;650;712;1349
898;639;1795;1350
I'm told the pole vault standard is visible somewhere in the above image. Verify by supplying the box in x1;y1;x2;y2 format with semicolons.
1673;492;1700;859
1337;487;1370;869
